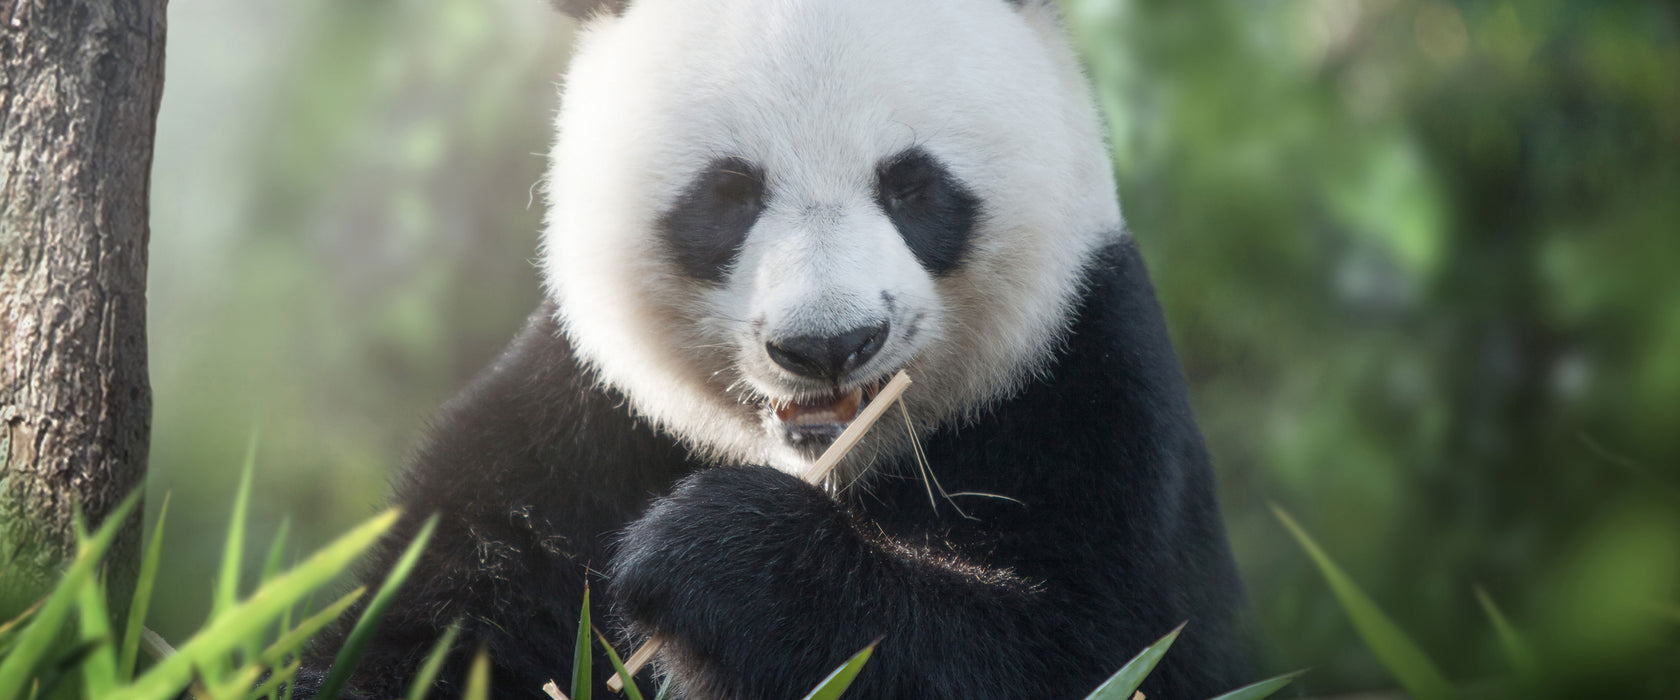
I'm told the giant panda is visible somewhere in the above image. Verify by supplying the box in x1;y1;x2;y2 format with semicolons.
302;0;1250;697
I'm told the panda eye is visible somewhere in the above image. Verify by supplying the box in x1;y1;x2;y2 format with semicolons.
874;148;980;275
658;158;767;282
710;168;763;208
879;157;937;208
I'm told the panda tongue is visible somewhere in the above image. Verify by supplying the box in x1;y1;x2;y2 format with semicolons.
774;389;863;426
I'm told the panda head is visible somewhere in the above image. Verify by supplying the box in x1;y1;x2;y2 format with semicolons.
541;0;1122;479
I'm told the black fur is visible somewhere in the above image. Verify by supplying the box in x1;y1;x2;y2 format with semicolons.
876;148;979;276
300;239;1248;698
297;306;696;699
658;158;767;283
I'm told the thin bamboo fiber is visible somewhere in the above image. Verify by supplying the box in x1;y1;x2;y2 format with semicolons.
606;371;914;692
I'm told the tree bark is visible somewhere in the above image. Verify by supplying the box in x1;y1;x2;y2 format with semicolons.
0;0;165;613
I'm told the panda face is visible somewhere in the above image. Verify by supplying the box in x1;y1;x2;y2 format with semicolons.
541;0;1122;477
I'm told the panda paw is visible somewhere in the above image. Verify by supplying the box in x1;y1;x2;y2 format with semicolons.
609;465;858;635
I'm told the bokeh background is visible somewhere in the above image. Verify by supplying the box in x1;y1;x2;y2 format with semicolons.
146;0;1680;695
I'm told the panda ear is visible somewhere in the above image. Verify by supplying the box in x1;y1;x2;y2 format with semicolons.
549;0;628;20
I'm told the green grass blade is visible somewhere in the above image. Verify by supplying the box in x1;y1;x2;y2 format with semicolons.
200;664;261;700
465;648;491;700
800;638;880;700
593;630;643;700
1273;505;1457;700
281;647;297;700
1206;669;1309;700
1082;622;1183;700
571;587;591;700
262;516;294;672
403;622;461;700
314;514;437;700
249;659;300;700
261;518;292;585
1473;586;1537;677
32;638;108;700
217;439;258;620
653;674;674;700
74;575;118;698
217;442;260;685
257;587;365;667
121;492;169;682
0;492;139;700
106;509;400;700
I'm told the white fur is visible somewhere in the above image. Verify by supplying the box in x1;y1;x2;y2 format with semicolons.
540;0;1122;477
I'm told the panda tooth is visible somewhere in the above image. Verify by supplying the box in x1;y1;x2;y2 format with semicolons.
770;388;865;426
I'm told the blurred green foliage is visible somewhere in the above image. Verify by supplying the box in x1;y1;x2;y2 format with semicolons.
145;0;1680;695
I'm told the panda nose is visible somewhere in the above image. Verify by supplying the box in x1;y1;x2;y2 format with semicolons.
765;322;889;381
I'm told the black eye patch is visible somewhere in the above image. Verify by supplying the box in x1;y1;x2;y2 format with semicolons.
875;148;980;275
658;158;766;282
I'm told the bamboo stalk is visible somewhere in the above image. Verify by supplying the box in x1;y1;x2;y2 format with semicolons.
602;639;662;693
801;371;914;483
605;371;914;693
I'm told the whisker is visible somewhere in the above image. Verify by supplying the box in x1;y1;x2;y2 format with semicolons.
899;402;974;519
901;403;939;513
946;492;1026;506
899;402;977;520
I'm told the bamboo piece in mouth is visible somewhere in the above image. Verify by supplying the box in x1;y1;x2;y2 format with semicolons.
605;371;914;693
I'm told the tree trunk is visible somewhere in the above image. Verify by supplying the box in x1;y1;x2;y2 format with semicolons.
0;0;165;614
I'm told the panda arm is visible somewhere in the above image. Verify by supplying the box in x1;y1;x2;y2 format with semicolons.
610;464;1106;699
300;304;696;699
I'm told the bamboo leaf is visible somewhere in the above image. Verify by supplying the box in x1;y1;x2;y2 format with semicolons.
1205;669;1308;700
314;514;438;700
1082;622;1183;700
1273;505;1457;700
403;622;461;700
121;492;170;682
0;492;139;700
571;587;591;700
593;629;644;700
106;508;400;700
800;638;880;700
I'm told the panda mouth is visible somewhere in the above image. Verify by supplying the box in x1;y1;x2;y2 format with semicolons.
768;381;885;447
